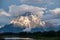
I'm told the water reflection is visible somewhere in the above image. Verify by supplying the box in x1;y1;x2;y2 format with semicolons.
4;37;35;40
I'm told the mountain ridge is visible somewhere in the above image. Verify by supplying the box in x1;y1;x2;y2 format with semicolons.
0;12;59;33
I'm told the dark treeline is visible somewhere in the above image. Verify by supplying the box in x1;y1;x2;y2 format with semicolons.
0;30;60;38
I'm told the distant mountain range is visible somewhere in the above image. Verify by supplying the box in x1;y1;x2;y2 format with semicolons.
0;12;60;33
0;23;60;33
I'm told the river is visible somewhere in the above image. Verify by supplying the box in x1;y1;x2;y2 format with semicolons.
4;37;35;40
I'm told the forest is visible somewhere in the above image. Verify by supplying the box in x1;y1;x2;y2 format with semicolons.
0;30;60;39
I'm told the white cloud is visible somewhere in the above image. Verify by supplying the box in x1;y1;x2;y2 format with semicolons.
9;4;46;17
20;0;54;5
49;8;60;15
0;25;4;28
0;26;2;28
20;0;42;3
0;9;12;26
20;0;28;3
41;8;60;26
0;9;11;16
23;27;31;32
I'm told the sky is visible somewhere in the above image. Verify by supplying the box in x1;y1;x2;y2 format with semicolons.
0;0;60;28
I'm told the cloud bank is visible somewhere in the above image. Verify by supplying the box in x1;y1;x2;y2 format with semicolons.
42;8;60;26
49;8;60;15
9;4;46;17
20;0;54;5
0;9;11;16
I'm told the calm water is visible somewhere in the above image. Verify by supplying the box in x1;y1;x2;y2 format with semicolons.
4;37;35;40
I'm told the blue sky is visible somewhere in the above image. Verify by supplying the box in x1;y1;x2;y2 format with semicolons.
0;0;60;11
0;0;60;27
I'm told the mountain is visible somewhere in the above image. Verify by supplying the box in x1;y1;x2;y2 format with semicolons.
0;12;59;33
0;23;56;33
0;22;58;33
0;24;24;33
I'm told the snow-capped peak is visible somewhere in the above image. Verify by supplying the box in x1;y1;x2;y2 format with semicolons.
10;14;45;28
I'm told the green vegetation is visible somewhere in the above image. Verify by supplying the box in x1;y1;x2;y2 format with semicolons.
0;31;60;40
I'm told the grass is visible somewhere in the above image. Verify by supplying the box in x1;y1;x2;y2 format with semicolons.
34;37;60;40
